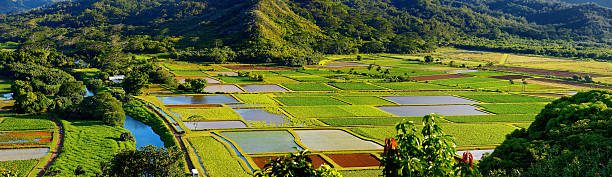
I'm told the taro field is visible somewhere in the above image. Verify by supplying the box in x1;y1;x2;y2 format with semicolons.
125;53;593;176
0;111;58;177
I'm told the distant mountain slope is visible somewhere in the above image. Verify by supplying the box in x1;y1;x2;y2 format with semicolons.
558;0;612;8
0;0;610;64
0;0;61;14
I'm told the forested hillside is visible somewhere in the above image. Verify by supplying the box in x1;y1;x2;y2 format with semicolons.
0;0;610;65
558;0;612;8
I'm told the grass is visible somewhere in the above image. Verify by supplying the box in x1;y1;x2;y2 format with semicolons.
478;103;547;114
189;136;250;177
163;61;208;71
429;77;502;86
335;96;396;105
169;107;242;121
373;82;455;90
458;94;553;103
463;71;510;76
263;75;300;84
328;82;386;90
352;123;518;146
282;83;339;91
282;106;393;118
513;123;532;129
50;120;134;176
286;75;331;82
0;81;11;93
216;76;262;83
233;94;279;105
444;114;537;123
0;115;55;131
0;159;37;176
275;97;348;106
172;70;209;77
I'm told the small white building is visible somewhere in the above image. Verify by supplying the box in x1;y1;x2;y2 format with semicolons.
109;75;125;83
191;169;199;177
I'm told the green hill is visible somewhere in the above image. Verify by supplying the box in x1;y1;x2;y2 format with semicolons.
0;0;610;64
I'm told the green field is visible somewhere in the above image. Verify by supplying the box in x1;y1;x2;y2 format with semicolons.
373;82;455;90
319;116;429;126
0;159;37;176
169;108;242;121
478;103;547;114
282;83;338;91
328;82;386;90
282;105;393;118
0;80;12;93
216;76;262;83
189;136;250;177
172;70;209;77
444;114;536;123
0;115;55;131
233;94;279;105
275;97;348;106
50;120;134;176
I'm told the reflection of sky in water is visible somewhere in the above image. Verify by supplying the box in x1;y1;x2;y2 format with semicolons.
124;115;164;148
377;105;488;117
234;109;286;126
84;88;94;97
0;139;41;144
157;95;239;104
0;93;13;100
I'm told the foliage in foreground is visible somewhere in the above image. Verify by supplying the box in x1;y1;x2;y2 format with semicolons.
100;145;184;177
479;90;612;176
381;114;477;177
255;149;342;177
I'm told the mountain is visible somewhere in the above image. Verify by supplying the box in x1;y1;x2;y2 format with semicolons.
0;0;62;14
558;0;612;8
0;0;610;64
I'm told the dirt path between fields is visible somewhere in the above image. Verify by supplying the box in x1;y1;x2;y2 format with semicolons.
35;115;64;177
146;106;196;171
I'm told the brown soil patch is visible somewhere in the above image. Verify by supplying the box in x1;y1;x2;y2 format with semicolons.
489;75;532;80
485;66;611;78
221;65;295;71
531;78;612;89
37;138;52;142
326;153;380;168
411;74;473;81
252;155;330;169
5;132;52;137
164;104;223;108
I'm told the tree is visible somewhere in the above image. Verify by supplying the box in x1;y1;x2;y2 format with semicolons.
255;149;341;177
80;92;125;126
101;145;183;177
59;81;86;105
11;80;51;113
584;75;593;83
368;64;373;70
123;72;149;95
381;114;471;177
479;90;612;176
571;74;581;81
424;55;433;63
190;78;208;93
88;79;104;92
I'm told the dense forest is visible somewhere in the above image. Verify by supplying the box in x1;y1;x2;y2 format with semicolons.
558;0;612;8
0;0;610;65
0;0;61;14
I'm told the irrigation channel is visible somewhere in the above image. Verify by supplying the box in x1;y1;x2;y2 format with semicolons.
123;115;164;148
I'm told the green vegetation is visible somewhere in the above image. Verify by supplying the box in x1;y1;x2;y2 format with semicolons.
50;120;134;176
101;145;183;177
335;96;395;105
373;82;454;90
275;97;348;106
0;160;37;177
459;94;553;103
217;76;262;84
170;108;242;121
319;117;426;126
478;103;547;114
282;83;338;91
480;90;612;176
190;136;250;177
0;115;55;130
327;83;386;90
233;94;279;105
444;115;536;123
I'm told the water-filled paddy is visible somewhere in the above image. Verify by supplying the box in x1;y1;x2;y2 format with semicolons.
184;121;247;130
241;85;288;92
0;93;12;100
234;109;286;125
204;85;244;93
124;115;164;148
294;130;382;151
158;95;239;104
221;131;302;154
0;148;48;161
382;96;478;105
377;105;488;116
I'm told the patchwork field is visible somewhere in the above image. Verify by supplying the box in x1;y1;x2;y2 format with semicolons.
140;51;598;175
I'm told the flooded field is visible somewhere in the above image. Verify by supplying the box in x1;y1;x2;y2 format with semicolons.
377;105;488;116
382;96;478;105
158;95;239;104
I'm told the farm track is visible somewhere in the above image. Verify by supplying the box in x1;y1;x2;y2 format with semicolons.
146;106;196;172
35;114;64;177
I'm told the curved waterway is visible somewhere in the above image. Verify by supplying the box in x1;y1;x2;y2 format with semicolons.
124;115;165;148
